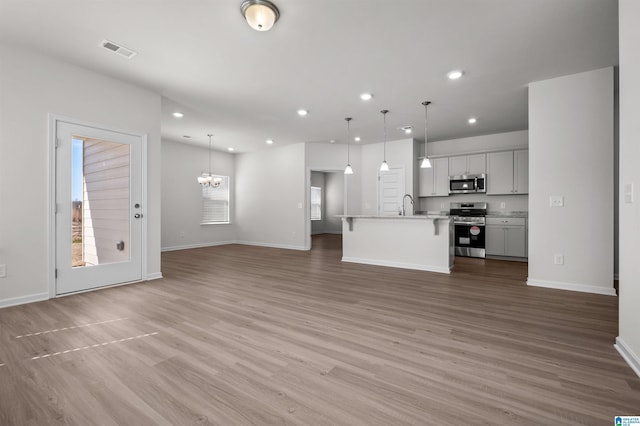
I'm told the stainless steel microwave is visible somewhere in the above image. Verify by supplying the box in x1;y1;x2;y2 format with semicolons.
449;174;486;194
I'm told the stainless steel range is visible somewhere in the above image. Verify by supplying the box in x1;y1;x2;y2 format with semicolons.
450;202;488;258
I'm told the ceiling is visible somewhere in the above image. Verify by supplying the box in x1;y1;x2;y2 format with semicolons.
0;0;618;153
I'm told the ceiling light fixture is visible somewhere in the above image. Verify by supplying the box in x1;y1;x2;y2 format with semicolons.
401;126;413;134
360;93;373;101
240;0;280;31
354;136;361;142
329;140;336;144
228;147;235;152
173;112;184;118
380;109;390;172
420;101;432;169
266;139;274;145
344;117;353;175
447;70;464;80
297;109;308;116
468;117;478;124
197;134;222;187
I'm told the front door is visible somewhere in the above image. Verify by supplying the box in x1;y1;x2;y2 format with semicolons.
55;120;143;295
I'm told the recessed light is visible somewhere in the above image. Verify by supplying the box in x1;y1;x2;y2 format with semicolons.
354;137;361;142
360;93;373;101
447;70;464;80
329;139;336;144
468;117;478;124
172;112;184;118
266;139;274;145
182;135;192;139
297;109;308;116
399;126;412;134
228;147;235;152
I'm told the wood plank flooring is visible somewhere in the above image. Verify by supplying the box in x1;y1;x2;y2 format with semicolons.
1;234;638;425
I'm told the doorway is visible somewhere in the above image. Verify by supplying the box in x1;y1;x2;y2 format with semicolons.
53;118;145;295
309;170;344;249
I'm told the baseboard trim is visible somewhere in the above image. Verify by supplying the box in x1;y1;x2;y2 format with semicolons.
236;241;308;251
146;272;163;281
0;292;49;309
342;256;450;274
615;337;640;378
527;278;616;296
161;241;235;252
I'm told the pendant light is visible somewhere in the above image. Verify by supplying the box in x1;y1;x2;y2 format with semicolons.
197;134;221;187
420;101;432;169
379;109;390;172
344;117;354;175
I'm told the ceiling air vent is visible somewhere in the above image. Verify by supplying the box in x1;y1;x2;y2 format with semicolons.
99;39;137;59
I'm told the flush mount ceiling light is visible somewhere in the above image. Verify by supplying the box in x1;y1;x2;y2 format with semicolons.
344;117;353;175
241;0;280;31
379;109;390;172
420;101;432;169
360;93;373;101
468;117;478;124
297;109;308;116
173;112;184;118
447;70;464;80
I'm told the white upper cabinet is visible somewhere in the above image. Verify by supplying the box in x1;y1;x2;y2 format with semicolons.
418;157;449;197
487;150;528;195
449;154;486;176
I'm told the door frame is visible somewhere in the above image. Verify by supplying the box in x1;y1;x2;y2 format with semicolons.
304;167;346;250
47;114;148;298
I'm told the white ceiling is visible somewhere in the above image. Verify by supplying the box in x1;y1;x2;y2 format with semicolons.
0;0;618;152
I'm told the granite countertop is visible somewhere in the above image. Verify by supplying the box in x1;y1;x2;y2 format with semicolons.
486;211;528;218
337;214;451;220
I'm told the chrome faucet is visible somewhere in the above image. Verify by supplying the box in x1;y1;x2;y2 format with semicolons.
402;194;415;216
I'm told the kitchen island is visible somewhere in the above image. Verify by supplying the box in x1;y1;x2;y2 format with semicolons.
340;215;454;274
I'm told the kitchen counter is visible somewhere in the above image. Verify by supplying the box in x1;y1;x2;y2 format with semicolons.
486;211;528;218
339;215;454;274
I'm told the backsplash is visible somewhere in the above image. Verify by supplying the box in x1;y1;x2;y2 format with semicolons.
419;193;528;213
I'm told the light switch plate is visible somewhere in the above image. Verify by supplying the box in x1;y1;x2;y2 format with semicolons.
625;183;634;204
500;202;506;209
0;264;6;278
297;202;303;209
554;254;564;265
550;196;564;207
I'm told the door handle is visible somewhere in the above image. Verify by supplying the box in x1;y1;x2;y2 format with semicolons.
134;213;143;219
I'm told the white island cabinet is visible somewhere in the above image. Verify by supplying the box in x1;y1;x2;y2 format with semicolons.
340;215;454;274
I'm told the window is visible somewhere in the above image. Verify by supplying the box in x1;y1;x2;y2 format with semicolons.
311;186;322;221
201;175;230;224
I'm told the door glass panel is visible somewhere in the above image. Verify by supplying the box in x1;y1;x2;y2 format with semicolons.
71;137;130;267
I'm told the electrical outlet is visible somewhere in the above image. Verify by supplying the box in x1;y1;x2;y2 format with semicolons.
550;196;564;207
554;254;564;265
179;232;185;240
0;264;6;278
500;202;506;209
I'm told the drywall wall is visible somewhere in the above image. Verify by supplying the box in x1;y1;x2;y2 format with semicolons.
161;139;236;250
235;143;307;249
360;138;416;215
0;44;162;307
617;0;640;377
324;172;344;234
528;67;614;295
418;131;529;213
310;171;326;235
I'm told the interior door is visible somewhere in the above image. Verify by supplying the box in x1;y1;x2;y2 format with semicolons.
378;167;405;216
55;120;143;295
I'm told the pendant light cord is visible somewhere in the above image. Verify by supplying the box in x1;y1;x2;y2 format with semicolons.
422;101;430;157
207;134;213;175
382;109;388;160
345;117;352;163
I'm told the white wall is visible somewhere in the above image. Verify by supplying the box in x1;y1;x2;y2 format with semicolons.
360;138;416;215
161;139;236;250
419;131;529;213
617;0;640;376
324;172;344;234
310;171;326;235
0;44;162;307
528;67;614;295
235;143;307;249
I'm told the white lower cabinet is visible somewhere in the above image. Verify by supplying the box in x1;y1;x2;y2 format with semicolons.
486;217;527;258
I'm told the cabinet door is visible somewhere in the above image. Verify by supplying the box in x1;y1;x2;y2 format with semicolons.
467;154;486;174
433;157;450;196
449;156;468;176
486;226;506;256
506;226;526;257
514;150;529;194
418;165;435;197
487;151;514;195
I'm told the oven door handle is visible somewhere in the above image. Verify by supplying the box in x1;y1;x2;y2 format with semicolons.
454;222;486;226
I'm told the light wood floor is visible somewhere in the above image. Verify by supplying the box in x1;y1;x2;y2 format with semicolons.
1;234;638;425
